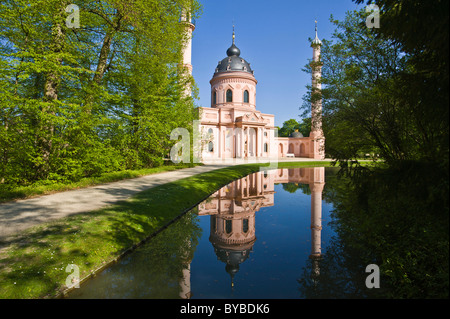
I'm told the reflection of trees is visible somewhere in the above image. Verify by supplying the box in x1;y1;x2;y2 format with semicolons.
281;183;311;195
298;235;385;299
298;164;449;298
70;209;202;299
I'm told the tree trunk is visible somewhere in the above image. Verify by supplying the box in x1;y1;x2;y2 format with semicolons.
84;13;122;112
38;19;64;179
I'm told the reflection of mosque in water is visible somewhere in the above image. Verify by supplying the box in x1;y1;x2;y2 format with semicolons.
180;167;325;298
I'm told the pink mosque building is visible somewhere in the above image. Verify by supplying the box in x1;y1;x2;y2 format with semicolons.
181;16;325;162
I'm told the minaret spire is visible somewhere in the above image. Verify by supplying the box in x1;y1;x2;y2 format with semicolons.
232;23;235;45
309;19;325;159
312;19;322;46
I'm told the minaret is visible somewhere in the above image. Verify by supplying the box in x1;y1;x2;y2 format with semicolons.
309;21;325;159
180;9;195;96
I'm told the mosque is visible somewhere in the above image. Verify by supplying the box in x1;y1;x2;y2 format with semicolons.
181;16;325;162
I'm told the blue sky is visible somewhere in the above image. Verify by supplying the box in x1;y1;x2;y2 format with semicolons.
191;0;363;127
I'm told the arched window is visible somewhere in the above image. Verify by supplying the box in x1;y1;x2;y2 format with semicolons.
225;219;232;234
213;91;217;105
208;141;214;153
264;143;268;153
243;219;249;233
226;89;233;102
208;129;214;153
243;90;249;103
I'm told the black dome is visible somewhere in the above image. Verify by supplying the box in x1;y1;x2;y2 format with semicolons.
214;43;253;75
213;245;252;279
215;44;253;74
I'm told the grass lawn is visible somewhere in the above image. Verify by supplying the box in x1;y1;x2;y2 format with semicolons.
0;161;337;298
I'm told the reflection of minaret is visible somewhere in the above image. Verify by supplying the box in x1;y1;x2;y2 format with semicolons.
179;263;192;299
308;167;325;281
179;238;193;299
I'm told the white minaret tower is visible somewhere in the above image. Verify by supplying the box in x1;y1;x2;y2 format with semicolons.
180;9;195;96
309;21;325;159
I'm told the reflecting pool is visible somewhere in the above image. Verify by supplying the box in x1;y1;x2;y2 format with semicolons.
68;167;342;298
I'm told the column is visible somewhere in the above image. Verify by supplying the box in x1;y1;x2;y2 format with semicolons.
241;126;245;158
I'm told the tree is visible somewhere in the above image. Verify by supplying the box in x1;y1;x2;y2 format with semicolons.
298;117;311;138
302;9;422;165
0;0;202;186
353;0;449;167
278;119;300;137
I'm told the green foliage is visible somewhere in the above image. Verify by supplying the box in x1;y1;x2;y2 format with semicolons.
278;119;300;137
354;0;449;168
0;0;202;187
302;7;448;168
298;117;311;137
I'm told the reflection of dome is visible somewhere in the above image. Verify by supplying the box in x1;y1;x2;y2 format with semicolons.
213;246;252;268
212;244;252;284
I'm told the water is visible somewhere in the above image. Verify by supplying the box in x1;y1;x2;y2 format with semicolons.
67;167;344;299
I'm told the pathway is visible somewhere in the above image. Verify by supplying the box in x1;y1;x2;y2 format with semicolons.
0;159;331;240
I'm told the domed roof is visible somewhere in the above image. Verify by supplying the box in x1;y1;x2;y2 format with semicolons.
215;53;253;74
213;244;252;281
226;43;240;57
214;30;253;75
311;21;322;47
290;131;304;138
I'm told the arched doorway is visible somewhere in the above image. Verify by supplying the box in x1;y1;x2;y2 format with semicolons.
278;143;283;156
300;143;306;156
288;143;294;154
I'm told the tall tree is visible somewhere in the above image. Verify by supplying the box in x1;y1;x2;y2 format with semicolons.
302;9;426;165
353;0;449;167
0;0;202;186
278;119;301;137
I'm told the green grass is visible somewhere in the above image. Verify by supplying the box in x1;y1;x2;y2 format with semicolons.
0;161;335;299
0;163;200;203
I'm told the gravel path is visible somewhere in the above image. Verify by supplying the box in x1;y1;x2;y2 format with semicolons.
0;164;232;240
